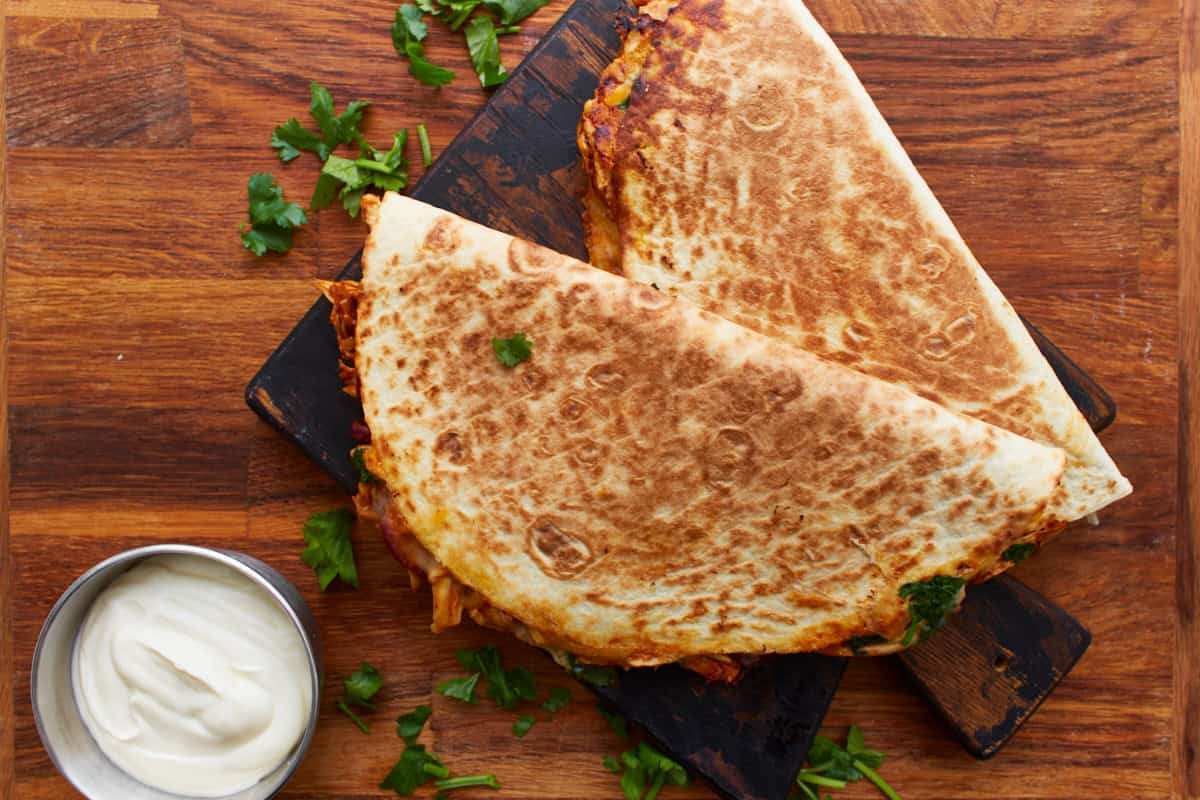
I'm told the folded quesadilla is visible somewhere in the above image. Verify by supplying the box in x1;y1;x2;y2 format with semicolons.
578;0;1131;568
329;192;1067;666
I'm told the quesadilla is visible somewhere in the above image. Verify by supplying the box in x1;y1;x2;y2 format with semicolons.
329;192;1067;666
578;0;1131;566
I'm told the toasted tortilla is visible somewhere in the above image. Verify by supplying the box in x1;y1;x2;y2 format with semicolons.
577;0;1130;556
354;192;1066;664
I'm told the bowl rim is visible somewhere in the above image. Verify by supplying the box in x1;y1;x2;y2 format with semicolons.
31;543;323;800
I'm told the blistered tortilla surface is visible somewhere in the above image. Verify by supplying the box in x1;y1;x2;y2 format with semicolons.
356;193;1067;663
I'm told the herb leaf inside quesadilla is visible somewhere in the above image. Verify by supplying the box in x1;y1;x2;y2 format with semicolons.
898;575;967;646
1002;542;1037;563
492;333;532;367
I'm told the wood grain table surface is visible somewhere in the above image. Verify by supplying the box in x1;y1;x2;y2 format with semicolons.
0;0;1195;798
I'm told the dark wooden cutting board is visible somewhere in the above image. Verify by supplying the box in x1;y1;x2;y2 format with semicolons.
246;1;1110;796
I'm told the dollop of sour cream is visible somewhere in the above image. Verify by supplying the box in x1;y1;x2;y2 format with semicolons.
72;554;312;797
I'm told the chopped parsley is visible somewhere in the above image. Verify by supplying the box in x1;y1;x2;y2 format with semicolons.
434;774;500;795
271;117;327;163
301;509;358;590
352;446;381;484
492;333;532;367
271;82;369;165
456;646;537;709
565;653;618;687
436;672;481;704
512;714;536;737
384;707;499;797
797;725;902;800
393;4;457;87
606;742;688;800
381;743;448;795
336;662;383;733
465;16;507;87
240;173;307;256
1002;542;1037;563
418;123;433;167
314;129;411;218
847;634;887;656
898;575;967;646
397;704;432;744
541;686;571;712
392;0;550;88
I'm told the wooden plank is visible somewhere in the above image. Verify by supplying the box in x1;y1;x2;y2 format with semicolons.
3;149;322;280
841;33;1178;171
807;0;1175;42
1;1;1183;798
5;17;190;146
5;0;158;18
0;0;13;797
1175;0;1198;796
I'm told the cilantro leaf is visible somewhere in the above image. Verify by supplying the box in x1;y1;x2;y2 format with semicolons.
464;16;507;87
397;705;432;745
436;672;481;703
381;743;446;795
482;0;548;25
512;714;536;737
541;686;571;712
240;173;307;256
565;654;618;687
1002;542;1037;563
335;662;382;732
800;726;902;800
393;4;457;87
272;117;329;162
309;82;370;151
609;742;688;800
240;223;295;257
898;575;966;645
434;774;500;794
454;645;535;709
301;508;358;590
344;663;383;707
352;446;382;484
596;703;629;739
492;333;532;367
418;123;434;167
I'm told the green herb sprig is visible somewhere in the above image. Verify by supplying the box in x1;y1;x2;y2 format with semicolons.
797;725;902;800
240;173;307;256
301;508;359;590
392;0;550;88
383;706;501;797
336;663;383;733
604;742;688;800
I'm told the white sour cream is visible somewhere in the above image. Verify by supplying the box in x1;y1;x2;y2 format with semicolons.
72;554;313;797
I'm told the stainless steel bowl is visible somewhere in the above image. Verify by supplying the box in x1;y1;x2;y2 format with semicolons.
31;544;323;800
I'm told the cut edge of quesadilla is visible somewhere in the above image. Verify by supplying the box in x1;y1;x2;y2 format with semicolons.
328;192;1070;669
577;0;1130;569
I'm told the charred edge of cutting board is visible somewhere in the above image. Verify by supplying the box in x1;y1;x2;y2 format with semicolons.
896;573;1092;760
1021;316;1118;433
592;654;848;800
